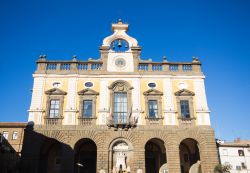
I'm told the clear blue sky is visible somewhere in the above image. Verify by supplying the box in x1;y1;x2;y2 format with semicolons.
0;0;249;141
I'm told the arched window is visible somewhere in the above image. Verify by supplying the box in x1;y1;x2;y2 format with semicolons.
108;81;133;128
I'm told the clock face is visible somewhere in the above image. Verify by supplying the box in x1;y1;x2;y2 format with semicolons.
115;58;126;68
110;39;129;52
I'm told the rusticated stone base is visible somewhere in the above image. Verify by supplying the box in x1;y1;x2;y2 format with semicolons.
20;125;218;173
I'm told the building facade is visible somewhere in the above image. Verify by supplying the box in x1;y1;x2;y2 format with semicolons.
22;20;218;173
0;122;26;173
217;139;250;173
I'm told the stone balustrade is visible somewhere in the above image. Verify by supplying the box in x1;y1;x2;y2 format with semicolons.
36;56;202;75
78;118;96;126
44;118;62;126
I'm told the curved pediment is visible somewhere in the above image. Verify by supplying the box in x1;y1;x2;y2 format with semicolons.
45;88;67;95
175;89;195;96
108;80;133;91
143;89;163;96
78;88;99;95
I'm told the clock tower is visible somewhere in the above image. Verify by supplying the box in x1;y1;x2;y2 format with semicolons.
99;19;141;72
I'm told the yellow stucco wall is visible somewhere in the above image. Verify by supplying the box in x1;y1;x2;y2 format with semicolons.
40;77;199;126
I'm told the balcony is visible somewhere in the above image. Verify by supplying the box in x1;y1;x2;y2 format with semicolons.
78;117;96;126
44;117;63;126
178;117;196;127
106;113;137;130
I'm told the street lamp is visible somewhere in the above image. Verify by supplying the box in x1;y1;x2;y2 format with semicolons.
76;162;83;173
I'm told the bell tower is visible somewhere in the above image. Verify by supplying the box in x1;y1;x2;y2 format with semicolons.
99;19;141;72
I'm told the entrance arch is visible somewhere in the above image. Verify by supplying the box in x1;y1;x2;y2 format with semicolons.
39;140;62;173
74;138;97;173
179;138;200;173
145;138;167;173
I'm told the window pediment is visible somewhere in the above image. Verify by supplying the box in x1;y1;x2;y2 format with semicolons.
45;88;67;95
78;88;99;95
108;80;133;92
174;89;195;96
143;89;163;96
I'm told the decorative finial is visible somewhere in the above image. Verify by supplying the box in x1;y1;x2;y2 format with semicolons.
163;56;167;62
118;19;122;23
39;54;43;59
43;54;47;59
73;55;77;61
192;56;199;62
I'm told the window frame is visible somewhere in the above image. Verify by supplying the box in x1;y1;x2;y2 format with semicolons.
180;100;191;118
82;100;93;118
12;131;18;140
78;88;99;120
148;100;158;118
175;89;195;120
49;99;60;118
3;131;9;139
143;89;163;120
108;80;133;126
113;92;128;124
238;149;245;156
45;88;67;120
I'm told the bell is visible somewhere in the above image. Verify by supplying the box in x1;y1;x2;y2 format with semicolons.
118;40;122;48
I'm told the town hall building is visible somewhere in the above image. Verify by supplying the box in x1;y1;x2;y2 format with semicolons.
21;20;219;173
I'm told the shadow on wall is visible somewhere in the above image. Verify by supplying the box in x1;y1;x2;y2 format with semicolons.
20;123;77;173
0;133;21;173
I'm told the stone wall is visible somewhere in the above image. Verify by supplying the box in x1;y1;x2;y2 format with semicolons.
21;125;219;173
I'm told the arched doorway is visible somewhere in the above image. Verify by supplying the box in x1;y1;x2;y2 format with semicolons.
145;138;167;173
39;140;62;173
179;138;200;173
74;139;97;173
109;139;133;173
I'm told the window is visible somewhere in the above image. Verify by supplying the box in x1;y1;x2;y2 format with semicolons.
241;162;247;169
12;131;18;140
238;149;244;156
180;100;190;118
49;99;60;118
175;89;195;122
148;100;158;118
3;131;8;139
143;89;163;121
113;92;128;124
83;100;92;118
236;166;241;170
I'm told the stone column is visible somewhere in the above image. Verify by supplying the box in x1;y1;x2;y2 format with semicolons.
97;148;109;173
199;131;219;173
133;148;145;173
166;142;181;173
